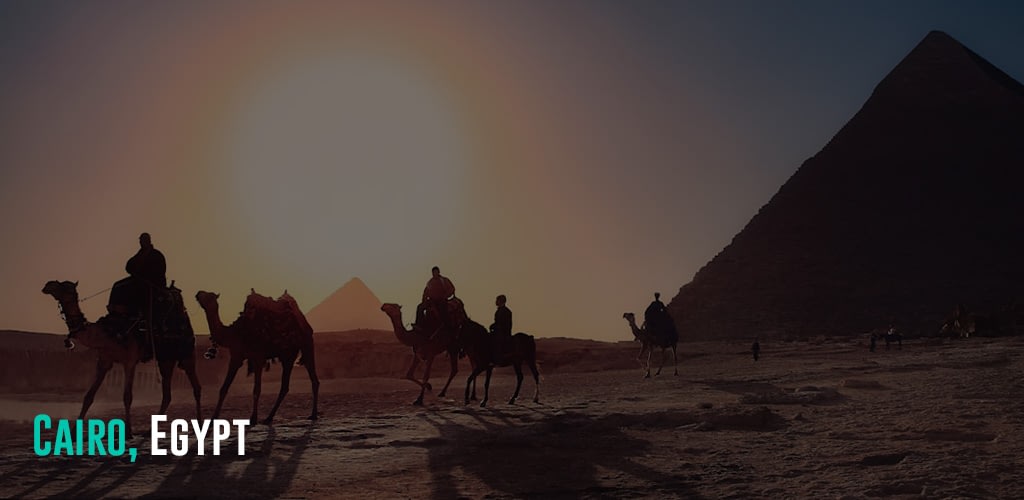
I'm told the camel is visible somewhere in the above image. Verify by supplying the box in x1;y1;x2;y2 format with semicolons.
623;312;679;378
458;315;540;407
41;280;201;437
194;290;319;424
380;302;463;405
941;305;1004;339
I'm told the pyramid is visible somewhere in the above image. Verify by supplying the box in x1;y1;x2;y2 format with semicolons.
305;278;391;332
669;31;1024;340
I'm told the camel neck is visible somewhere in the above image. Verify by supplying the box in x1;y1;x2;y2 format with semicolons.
58;299;88;332
386;311;417;346
201;305;229;343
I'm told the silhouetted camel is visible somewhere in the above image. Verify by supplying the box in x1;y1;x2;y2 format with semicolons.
380;302;462;405
42;280;201;437
622;312;678;378
872;331;902;350
457;313;540;407
941;307;1000;338
195;290;319;424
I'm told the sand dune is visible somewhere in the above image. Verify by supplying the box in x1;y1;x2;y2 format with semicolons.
1;335;1023;498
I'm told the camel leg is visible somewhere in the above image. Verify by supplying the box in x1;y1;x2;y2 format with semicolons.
414;357;436;406
181;358;203;420
158;361;174;415
250;357;265;423
528;360;540;403
213;356;243;420
300;347;320;420
508;363;524;405
671;345;679;376
437;351;458;398
644;346;654;379
79;359;113;420
404;355;424;389
655;348;667;376
122;362;137;438
465;367;485;405
263;353;296;425
480;367;493;407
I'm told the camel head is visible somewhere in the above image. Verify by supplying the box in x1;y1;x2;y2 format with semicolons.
41;280;79;303
380;303;402;319
195;291;220;311
41;280;85;345
623;312;636;323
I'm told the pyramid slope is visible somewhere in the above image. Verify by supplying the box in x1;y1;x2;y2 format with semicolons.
668;31;1024;340
305;278;391;332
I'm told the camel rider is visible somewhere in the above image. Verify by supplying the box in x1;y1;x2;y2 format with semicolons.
126;232;167;289
418;266;456;329
490;294;513;358
122;232;167;334
644;292;667;330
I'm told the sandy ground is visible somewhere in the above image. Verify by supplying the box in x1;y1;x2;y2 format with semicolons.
1;336;1023;499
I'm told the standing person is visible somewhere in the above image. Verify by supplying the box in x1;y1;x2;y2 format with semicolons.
491;294;513;358
752;337;761;361
419;266;456;327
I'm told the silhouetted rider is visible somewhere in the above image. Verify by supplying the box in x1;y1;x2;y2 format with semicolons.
644;292;667;330
418;266;456;328
126;232;167;288
490;294;513;359
491;294;512;337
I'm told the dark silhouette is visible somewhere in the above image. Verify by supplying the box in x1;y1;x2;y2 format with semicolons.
752;338;760;361
417;266;457;329
641;293;678;346
457;304;539;407
667;32;1024;341
105;233;184;367
380;301;464;405
644;292;667;328
883;324;902;350
41;280;200;437
194;289;320;423
490;294;513;359
126;232;167;288
622;312;679;378
869;333;877;352
941;304;1003;338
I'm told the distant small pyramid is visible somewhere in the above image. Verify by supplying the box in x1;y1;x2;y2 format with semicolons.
305;278;390;332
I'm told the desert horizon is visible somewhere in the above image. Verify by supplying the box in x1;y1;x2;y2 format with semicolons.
2;330;1023;498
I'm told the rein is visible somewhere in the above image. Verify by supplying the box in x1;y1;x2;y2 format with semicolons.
78;286;112;303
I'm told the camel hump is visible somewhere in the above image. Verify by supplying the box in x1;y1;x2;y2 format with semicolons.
241;288;314;341
244;289;285;314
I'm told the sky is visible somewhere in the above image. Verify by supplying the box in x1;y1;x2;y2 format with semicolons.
2;1;1023;342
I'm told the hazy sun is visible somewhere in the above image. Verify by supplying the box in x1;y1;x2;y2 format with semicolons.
218;46;471;286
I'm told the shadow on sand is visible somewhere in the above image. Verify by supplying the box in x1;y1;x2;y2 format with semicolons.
399;406;704;499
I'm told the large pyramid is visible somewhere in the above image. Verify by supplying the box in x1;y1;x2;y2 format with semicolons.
305;278;391;332
669;31;1024;340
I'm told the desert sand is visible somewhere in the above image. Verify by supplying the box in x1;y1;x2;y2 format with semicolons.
1;334;1023;499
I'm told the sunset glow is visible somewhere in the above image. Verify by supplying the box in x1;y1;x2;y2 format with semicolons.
2;1;1023;341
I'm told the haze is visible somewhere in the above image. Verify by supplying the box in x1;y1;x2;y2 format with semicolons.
2;1;1022;341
